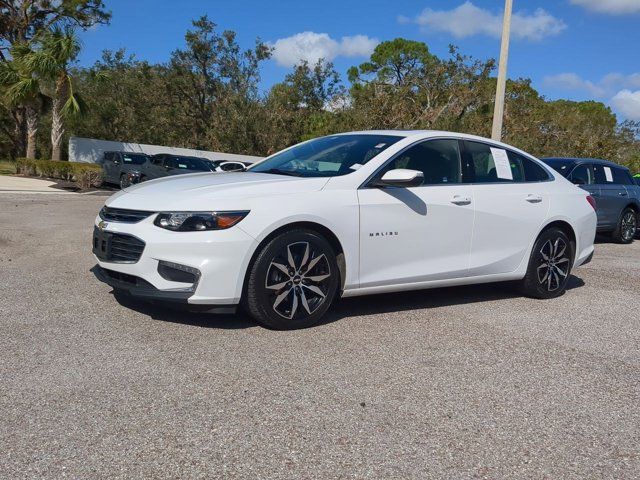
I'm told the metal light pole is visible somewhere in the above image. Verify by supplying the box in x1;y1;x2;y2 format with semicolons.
491;0;513;141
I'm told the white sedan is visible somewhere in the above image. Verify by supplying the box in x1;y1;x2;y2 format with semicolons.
93;131;597;329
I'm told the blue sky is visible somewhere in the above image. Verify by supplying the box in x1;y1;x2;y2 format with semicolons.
78;0;640;121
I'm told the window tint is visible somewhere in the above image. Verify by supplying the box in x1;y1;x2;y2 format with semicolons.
509;152;550;182
250;134;402;178
462;141;523;183
612;168;633;185
122;154;148;165
380;139;461;185
151;155;164;166
541;159;574;178
593;164;612;184
569;164;593;185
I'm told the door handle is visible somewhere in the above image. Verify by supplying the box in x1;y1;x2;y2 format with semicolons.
526;195;543;204
451;196;472;206
619;192;628;196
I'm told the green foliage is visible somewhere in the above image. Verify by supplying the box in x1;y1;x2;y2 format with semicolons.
16;158;102;189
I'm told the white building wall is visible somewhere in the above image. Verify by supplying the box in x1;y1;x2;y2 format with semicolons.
68;137;264;164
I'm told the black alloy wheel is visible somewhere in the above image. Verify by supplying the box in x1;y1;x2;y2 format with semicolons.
520;227;574;299
244;229;340;329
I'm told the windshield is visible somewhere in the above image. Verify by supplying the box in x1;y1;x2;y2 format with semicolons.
249;134;403;177
168;157;212;171
541;159;575;178
122;154;148;165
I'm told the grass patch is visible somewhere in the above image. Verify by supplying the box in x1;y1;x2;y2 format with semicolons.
0;159;17;175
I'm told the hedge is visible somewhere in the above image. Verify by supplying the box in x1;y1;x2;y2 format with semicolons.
16;158;103;190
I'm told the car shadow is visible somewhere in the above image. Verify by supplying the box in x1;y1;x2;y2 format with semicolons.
104;275;586;330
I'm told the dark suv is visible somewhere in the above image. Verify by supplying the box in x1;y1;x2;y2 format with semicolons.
542;158;639;243
100;151;151;189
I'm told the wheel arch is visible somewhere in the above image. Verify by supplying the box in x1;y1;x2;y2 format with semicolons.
540;220;577;247
240;221;347;301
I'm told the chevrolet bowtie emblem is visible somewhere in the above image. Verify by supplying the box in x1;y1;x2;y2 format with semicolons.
98;220;108;231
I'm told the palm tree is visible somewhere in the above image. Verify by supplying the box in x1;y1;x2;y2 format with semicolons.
23;27;84;160
0;43;44;159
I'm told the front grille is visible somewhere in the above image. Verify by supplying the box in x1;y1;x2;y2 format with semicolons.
99;206;154;223
93;228;145;263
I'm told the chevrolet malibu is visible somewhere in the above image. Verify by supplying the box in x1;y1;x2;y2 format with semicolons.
93;131;597;329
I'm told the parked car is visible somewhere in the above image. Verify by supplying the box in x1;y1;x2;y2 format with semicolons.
203;159;252;172
93;131;597;329
115;154;220;188
542;158;639;244
100;151;151;189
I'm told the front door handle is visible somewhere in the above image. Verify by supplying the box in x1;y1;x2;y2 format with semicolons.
619;192;628;196
526;194;543;204
451;196;472;206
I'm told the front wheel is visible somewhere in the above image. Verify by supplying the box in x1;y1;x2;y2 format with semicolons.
244;229;340;330
119;174;131;189
519;227;574;299
612;208;637;244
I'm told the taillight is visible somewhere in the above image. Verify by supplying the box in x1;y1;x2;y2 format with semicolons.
586;195;597;211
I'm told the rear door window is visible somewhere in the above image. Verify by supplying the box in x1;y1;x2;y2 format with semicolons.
462;141;523;183
569;164;593;185
593;164;612;184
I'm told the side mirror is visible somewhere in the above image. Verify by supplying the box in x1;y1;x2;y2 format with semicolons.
219;161;246;172
374;169;424;188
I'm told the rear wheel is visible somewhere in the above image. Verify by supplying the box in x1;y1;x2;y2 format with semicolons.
611;208;637;244
520;227;574;299
244;229;340;330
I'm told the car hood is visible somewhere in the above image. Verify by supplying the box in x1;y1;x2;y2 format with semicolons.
106;172;330;211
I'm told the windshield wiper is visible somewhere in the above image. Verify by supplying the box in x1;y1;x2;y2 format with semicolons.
260;168;303;177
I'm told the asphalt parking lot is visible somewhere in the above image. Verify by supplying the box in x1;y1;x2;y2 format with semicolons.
1;193;639;479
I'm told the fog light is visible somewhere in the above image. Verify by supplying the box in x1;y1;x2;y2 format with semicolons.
157;261;201;285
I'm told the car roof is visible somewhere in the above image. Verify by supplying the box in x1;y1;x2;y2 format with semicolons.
542;157;628;170
105;151;148;155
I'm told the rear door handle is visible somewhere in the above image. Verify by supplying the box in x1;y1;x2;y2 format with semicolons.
526;195;543;204
451;196;472;206
619;192;628;196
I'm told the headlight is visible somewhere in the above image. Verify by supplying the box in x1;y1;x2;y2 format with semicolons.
154;211;249;232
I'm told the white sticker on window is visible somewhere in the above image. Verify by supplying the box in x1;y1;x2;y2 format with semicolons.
178;163;187;169
350;163;363;170
604;166;613;182
490;147;513;180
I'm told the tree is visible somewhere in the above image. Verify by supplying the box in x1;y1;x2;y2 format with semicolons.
0;43;45;158
0;0;110;59
165;16;270;151
0;0;109;157
23;26;84;160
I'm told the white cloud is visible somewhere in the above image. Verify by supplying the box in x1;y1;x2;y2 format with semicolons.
270;32;378;68
544;72;640;98
403;2;566;41
543;72;640;120
611;90;640;120
570;0;640;15
543;73;608;97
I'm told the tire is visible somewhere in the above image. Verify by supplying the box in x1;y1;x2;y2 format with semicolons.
119;174;131;189
520;227;574;299
611;208;637;244
244;229;340;330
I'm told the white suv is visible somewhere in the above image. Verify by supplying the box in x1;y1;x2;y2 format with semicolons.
93;131;597;329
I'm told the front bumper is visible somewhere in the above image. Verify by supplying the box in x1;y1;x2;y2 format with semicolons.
92;212;258;306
